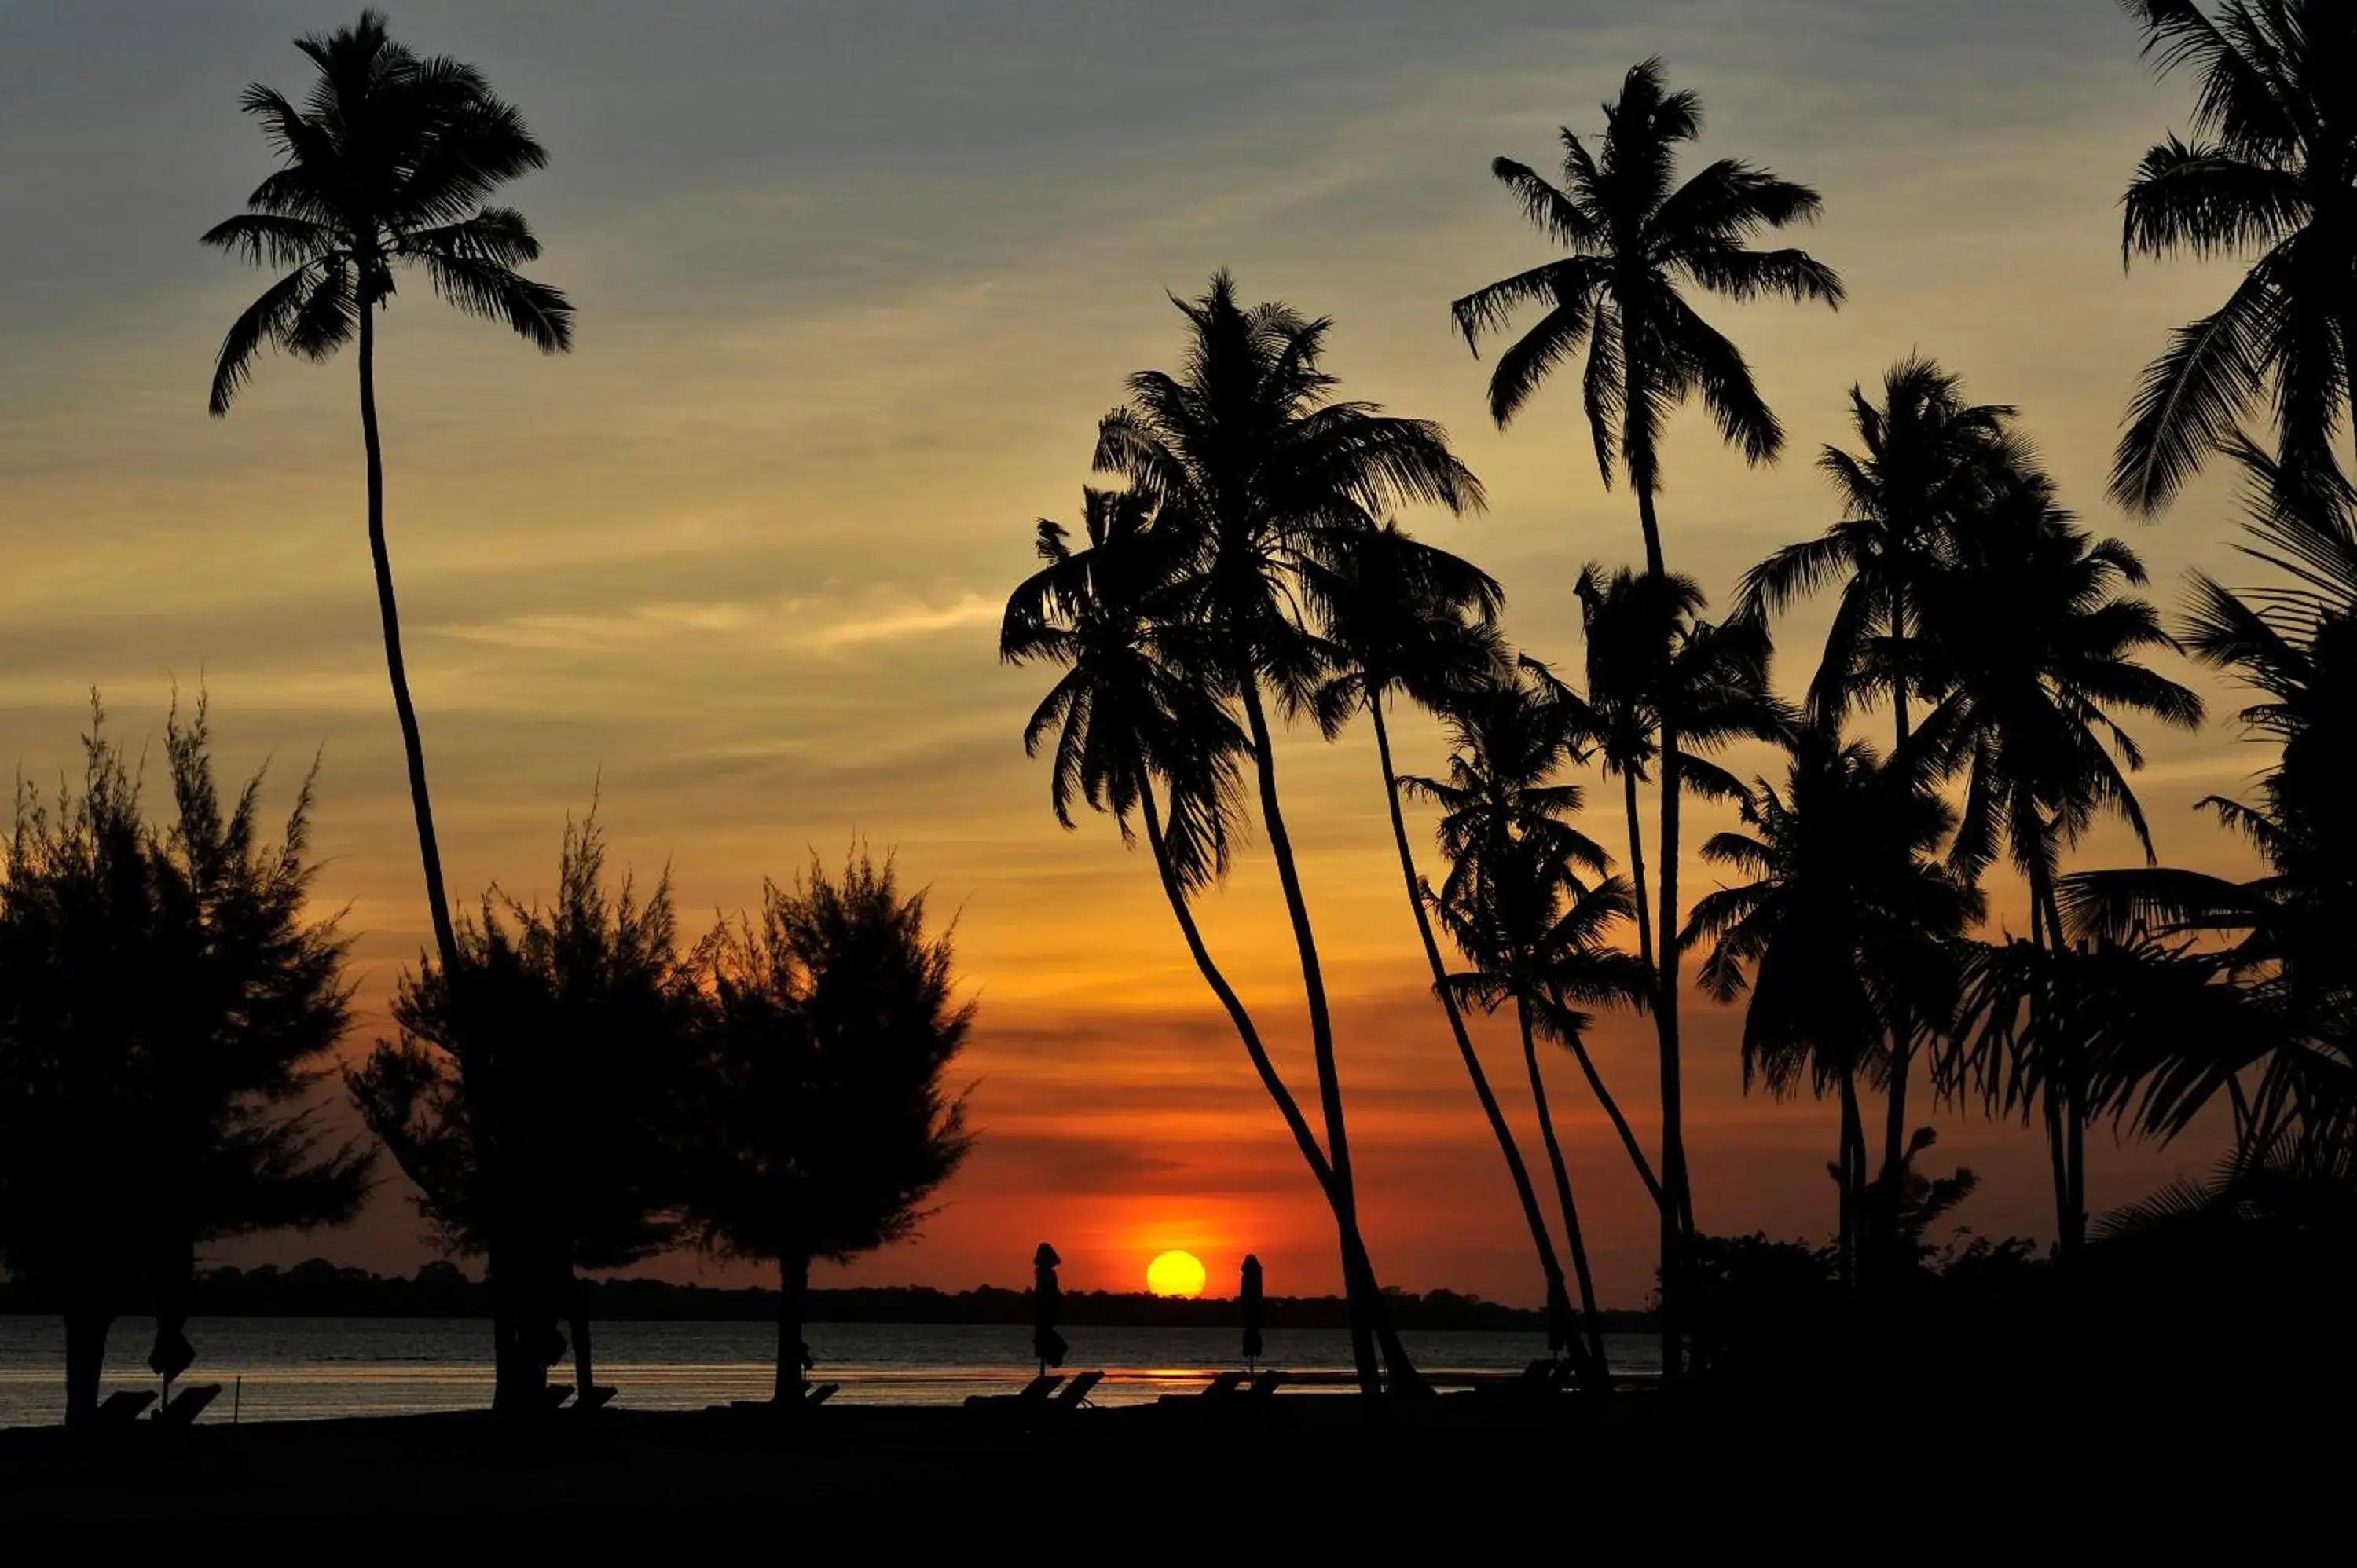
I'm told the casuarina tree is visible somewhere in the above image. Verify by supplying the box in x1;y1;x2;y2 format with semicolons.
349;813;695;1413
0;699;369;1426
687;852;973;1406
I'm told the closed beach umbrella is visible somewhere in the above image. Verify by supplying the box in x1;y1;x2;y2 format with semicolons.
1240;1255;1264;1371
1032;1242;1067;1373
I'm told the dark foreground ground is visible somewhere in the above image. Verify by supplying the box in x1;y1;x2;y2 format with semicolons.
0;1385;2310;1543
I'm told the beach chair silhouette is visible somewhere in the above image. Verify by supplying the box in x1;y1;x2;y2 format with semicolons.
156;1384;222;1427
94;1390;157;1426
577;1384;617;1412
805;1383;839;1408
1163;1369;1246;1405
964;1372;1063;1412
1050;1369;1102;1410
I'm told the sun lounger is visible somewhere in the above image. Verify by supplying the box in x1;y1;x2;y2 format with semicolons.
1051;1369;1102;1409
577;1384;617;1412
156;1384;222;1427
94;1390;157;1426
963;1372;1064;1412
1155;1369;1246;1407
805;1383;839;1408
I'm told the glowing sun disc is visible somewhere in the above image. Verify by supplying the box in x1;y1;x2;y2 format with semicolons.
1146;1249;1208;1298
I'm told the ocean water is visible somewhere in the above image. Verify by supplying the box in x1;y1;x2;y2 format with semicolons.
0;1317;1662;1427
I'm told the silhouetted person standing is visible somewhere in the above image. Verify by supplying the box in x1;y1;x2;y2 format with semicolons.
1032;1243;1067;1375
1241;1255;1265;1372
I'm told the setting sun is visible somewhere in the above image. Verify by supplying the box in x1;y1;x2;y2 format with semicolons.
1145;1250;1208;1298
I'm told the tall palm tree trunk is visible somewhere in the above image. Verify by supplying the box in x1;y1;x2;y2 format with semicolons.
1513;995;1610;1383
1882;604;1917;1187
1368;704;1576;1348
2025;855;2084;1260
1235;680;1413;1396
1138;782;1414;1398
357;307;462;980
1621;771;1658;987
1838;1069;1866;1291
1654;719;1691;1374
363;308;534;1411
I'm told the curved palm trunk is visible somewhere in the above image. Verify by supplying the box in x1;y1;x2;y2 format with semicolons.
1235;680;1421;1397
360;306;535;1410
1620;769;1657;985
2027;863;2088;1259
1881;604;1917;1191
1369;704;1576;1345
1546;982;1664;1211
1138;784;1414;1398
1837;1069;1866;1291
357;307;462;978
1514;995;1609;1384
1654;719;1692;1374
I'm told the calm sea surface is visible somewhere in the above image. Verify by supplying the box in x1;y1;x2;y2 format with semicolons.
0;1317;1661;1427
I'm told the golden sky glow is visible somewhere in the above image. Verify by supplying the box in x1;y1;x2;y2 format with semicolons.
0;2;2261;1303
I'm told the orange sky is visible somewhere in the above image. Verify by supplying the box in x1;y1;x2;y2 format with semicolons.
0;2;2264;1304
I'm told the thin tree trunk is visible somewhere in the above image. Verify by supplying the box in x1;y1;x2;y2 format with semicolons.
1137;783;1411;1398
62;1302;110;1430
1621;769;1657;988
1655;718;1690;1375
361;305;512;1404
1370;705;1574;1335
1548;983;1665;1210
776;1253;809;1405
1882;595;1916;1189
570;1277;596;1404
2025;855;2082;1261
357;306;460;977
1838;1070;1865;1292
1515;995;1609;1383
1236;680;1398;1398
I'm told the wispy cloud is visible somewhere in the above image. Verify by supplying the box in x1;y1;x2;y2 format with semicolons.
431;591;999;655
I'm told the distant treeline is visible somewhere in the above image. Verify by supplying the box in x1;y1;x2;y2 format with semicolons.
0;1258;1654;1332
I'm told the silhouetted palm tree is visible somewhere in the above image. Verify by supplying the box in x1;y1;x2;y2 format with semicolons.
690;852;973;1406
1738;357;2018;1179
1411;672;1650;1380
1438;841;1644;1385
2114;0;2357;512
1912;469;2204;1252
1451;58;1842;576
1093;273;1480;1395
203;10;574;978
1000;485;1420;1398
2066;442;2357;1167
1684;728;1981;1284
0;699;368;1426
1305;529;1597;1356
349;814;696;1413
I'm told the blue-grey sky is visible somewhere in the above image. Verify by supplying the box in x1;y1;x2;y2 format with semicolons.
0;2;2257;1299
